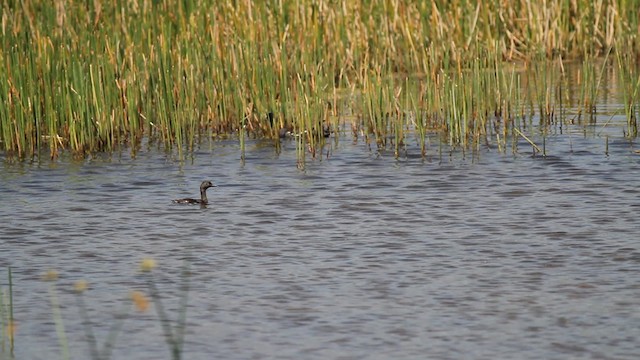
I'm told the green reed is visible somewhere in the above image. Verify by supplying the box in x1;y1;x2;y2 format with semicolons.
615;50;640;137
141;261;190;360
526;54;559;124
43;272;70;360
0;268;14;357
409;88;427;158
583;49;612;122
1;0;639;161
38;258;189;360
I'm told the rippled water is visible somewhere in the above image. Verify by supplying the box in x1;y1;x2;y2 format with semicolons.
2;128;640;359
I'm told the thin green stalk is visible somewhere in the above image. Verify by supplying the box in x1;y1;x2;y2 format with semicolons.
174;263;190;356
0;267;15;356
145;274;181;360
8;268;14;355
76;293;99;360
7;268;12;343
98;305;129;360
48;283;70;360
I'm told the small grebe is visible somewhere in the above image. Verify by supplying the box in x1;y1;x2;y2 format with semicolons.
172;181;216;205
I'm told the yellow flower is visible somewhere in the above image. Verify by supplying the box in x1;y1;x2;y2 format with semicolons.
74;280;88;293
140;258;157;272
6;320;16;340
42;270;59;282
130;291;149;312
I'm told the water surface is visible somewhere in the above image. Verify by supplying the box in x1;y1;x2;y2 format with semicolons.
1;130;640;359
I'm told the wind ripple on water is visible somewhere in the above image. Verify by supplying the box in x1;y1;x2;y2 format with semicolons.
1;142;640;359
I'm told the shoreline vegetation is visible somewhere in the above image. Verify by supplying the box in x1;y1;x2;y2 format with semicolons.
1;0;639;164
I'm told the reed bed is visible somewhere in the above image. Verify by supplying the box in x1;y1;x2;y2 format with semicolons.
1;0;639;162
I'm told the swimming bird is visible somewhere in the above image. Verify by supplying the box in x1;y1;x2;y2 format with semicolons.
172;181;216;205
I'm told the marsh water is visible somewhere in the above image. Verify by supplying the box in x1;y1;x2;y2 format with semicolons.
2;129;640;360
2;93;640;359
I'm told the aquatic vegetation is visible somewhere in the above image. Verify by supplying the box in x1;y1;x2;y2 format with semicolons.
35;259;190;360
50;274;129;360
43;270;70;360
0;268;15;357
0;0;638;162
142;261;191;360
74;279;130;360
615;50;640;137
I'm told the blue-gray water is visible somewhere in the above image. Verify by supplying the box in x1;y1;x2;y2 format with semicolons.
1;128;640;359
